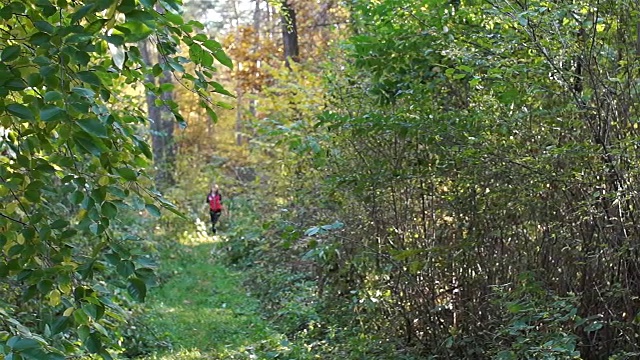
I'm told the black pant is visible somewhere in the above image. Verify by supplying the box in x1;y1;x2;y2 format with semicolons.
209;210;221;233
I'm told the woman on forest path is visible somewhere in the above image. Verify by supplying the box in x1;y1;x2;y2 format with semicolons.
206;184;223;234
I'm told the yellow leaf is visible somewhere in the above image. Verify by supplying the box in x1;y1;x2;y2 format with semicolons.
98;176;110;186
48;289;61;307
5;202;17;214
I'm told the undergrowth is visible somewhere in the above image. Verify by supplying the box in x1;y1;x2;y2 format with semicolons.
214;195;422;360
133;217;320;360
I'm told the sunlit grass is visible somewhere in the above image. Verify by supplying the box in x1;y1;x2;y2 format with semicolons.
138;226;291;359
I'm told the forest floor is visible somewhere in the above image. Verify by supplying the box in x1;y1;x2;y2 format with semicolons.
138;230;302;360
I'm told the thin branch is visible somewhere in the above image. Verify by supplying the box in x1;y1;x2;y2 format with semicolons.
0;212;27;226
0;174;33;227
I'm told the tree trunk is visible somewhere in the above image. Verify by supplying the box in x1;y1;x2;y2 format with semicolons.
281;0;299;66
249;0;261;121
235;89;243;145
140;40;175;187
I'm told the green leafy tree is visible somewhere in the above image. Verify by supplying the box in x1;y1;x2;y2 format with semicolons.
313;0;640;358
0;0;231;357
247;0;640;358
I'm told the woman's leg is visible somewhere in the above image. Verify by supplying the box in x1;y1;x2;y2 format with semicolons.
211;211;222;233
209;210;217;233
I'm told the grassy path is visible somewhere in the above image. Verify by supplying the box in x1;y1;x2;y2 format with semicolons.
139;233;295;360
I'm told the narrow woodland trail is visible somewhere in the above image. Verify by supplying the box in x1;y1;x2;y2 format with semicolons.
139;231;297;360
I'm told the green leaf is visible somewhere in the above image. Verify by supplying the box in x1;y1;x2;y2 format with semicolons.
201;51;213;67
70;190;84;204
70;4;96;23
84;332;101;353
167;58;185;72
8;337;41;350
210;81;233;97
76;118;108;138
174;112;186;129
50;219;69;229
0;5;13;20
101;201;118;219
42;4;56;17
1;45;21;62
203;40;233;68
127;277;146;301
125;10;156;27
584;321;603;332
100;89;111;101
73;308;89;325
117;0;136;12
29;32;51;46
188;19;205;30
105;35;124;46
7;104;34;120
44;91;63;102
159;201;186;219
202;39;222;52
9;1;25;13
84;19;106;34
27;73;43;87
66;33;92;44
75;53;92;68
116;167;137;181
45;352;66;360
33;21;55;34
189;43;203;62
216;101;234;110
25;189;40;202
76;71;101;86
206;107;218;122
457;65;473;73
139;0;155;8
115;22;154;42
517;14;528;27
77;324;90;341
159;82;174;92
9;244;25;257
117;260;135;277
37;279;53;294
82;303;104;321
40;105;65;122
145;203;161;217
50;316;70;335
152;64;163;77
74;134;103;156
193;33;207;41
137;140;153;159
496;351;516;360
164;11;183;25
5;77;27;90
72;87;95;98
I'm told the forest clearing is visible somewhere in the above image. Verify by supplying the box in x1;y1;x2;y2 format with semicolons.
2;0;640;359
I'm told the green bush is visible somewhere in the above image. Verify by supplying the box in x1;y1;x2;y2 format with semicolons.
489;274;584;359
